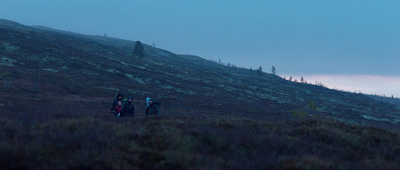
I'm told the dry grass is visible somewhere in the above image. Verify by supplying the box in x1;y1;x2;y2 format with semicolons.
0;108;399;170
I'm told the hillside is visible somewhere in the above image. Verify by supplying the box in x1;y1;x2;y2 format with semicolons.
1;19;400;169
1;19;399;129
1;113;399;169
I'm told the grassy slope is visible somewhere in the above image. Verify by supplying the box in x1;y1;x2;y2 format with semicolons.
1;19;399;129
1;19;400;128
0;112;399;170
1;19;400;169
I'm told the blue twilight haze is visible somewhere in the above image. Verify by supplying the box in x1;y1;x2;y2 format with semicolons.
0;0;399;96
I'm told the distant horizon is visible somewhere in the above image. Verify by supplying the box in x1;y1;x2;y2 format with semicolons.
280;74;400;98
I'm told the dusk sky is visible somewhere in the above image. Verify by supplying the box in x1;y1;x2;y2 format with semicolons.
0;0;399;96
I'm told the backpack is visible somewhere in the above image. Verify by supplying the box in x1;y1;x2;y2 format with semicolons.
152;99;161;108
121;98;128;103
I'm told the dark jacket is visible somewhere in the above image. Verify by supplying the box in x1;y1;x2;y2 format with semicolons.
146;102;160;116
110;93;123;112
122;96;135;116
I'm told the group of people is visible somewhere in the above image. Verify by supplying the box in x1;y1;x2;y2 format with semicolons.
110;93;160;117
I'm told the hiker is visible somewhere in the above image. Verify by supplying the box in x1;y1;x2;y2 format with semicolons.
110;93;123;116
145;99;160;116
146;96;151;107
121;96;135;117
115;101;122;117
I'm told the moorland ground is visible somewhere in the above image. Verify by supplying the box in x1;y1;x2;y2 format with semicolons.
1;19;400;169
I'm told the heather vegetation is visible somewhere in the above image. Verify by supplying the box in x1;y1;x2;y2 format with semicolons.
1;19;400;169
1;19;400;129
1;109;399;170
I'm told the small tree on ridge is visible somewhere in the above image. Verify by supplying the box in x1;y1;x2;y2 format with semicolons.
271;66;276;75
133;41;145;60
257;66;263;76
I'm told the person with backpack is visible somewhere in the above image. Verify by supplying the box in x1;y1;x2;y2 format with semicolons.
145;99;160;116
146;96;151;107
110;93;123;116
115;101;122;117
121;96;135;117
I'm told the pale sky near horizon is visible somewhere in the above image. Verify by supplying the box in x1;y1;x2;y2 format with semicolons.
0;0;399;96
